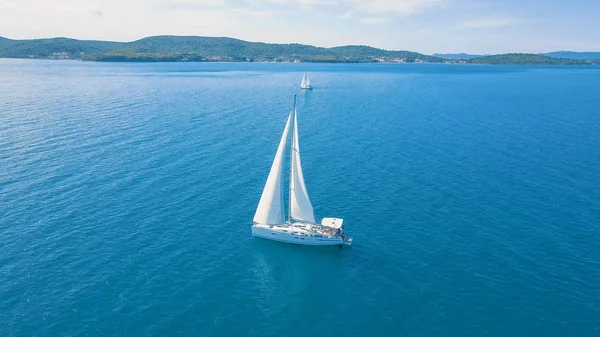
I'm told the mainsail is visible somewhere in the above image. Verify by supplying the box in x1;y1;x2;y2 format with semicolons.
253;112;292;225
289;106;316;223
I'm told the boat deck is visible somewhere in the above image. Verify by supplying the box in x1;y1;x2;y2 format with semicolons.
257;223;338;238
252;223;351;246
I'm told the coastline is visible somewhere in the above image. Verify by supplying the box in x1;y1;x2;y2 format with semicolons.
1;57;597;66
1;36;598;66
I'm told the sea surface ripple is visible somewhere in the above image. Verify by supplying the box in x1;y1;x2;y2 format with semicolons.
1;60;599;336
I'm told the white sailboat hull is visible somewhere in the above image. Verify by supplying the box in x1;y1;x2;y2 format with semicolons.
252;224;350;246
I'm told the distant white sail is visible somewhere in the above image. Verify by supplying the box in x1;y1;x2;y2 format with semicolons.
253;112;292;225
300;72;312;89
289;107;316;223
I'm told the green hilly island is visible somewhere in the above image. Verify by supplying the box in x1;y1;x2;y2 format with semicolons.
0;35;598;65
467;53;592;65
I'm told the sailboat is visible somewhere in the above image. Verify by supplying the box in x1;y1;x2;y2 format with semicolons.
300;72;313;90
252;95;352;246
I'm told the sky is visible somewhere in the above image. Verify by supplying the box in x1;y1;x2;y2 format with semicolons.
1;0;599;54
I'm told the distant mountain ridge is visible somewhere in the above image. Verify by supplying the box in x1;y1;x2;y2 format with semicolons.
542;51;600;60
433;53;483;60
0;35;598;65
0;35;443;63
467;53;593;65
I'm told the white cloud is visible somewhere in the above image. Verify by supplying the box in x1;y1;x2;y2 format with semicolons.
164;0;227;7
261;0;443;14
456;18;520;29
350;0;443;14
264;0;337;5
360;17;387;25
89;7;103;18
0;0;445;50
338;11;352;19
230;7;272;16
0;0;239;41
0;0;15;8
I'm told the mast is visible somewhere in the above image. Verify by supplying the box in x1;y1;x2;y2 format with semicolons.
288;94;296;226
288;94;316;224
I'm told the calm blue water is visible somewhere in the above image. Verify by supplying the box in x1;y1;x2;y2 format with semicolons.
1;59;599;336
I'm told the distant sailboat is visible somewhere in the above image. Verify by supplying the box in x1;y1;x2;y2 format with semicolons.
252;94;352;246
300;72;313;90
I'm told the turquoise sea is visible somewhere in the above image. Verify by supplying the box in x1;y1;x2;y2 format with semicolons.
1;59;599;336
